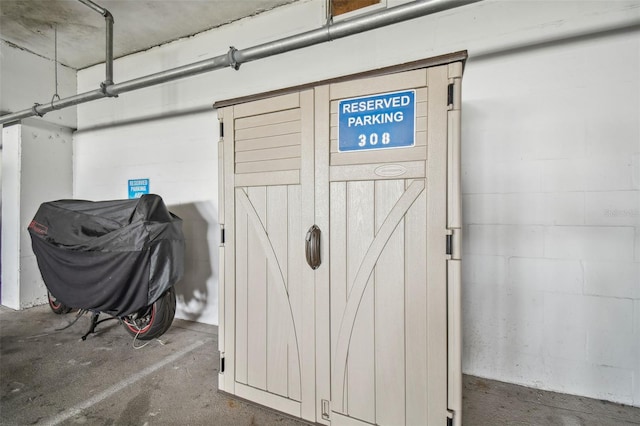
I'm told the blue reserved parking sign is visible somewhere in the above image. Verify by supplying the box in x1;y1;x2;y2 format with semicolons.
338;90;416;152
128;179;149;199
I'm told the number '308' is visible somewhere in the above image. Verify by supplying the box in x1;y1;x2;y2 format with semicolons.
358;132;391;147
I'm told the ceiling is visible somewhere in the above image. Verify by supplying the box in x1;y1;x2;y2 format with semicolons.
0;0;300;70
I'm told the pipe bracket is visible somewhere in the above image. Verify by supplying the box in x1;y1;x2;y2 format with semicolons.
227;46;240;70
50;94;61;110
100;82;117;97
31;103;44;117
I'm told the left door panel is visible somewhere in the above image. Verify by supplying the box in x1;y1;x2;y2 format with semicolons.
219;90;317;420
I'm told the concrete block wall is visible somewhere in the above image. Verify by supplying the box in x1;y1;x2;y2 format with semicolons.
461;31;639;405
70;0;639;406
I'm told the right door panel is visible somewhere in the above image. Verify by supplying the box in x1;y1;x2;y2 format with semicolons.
324;65;451;426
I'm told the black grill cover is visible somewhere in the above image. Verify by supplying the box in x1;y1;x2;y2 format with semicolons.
28;194;185;316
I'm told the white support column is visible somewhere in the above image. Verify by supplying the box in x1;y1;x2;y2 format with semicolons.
1;124;22;309
1;119;73;309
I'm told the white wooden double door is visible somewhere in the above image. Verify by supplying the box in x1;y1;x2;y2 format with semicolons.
218;63;463;426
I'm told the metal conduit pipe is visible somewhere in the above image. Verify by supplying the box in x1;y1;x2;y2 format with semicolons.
105;12;114;85
106;0;481;96
78;0;114;86
77;0;107;15
237;0;477;62
0;0;481;126
106;55;231;95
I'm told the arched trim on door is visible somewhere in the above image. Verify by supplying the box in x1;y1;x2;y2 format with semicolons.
332;179;425;412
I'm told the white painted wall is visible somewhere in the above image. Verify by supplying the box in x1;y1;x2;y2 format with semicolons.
0;40;77;129
1;119;73;309
461;30;640;407
74;0;639;406
1;125;21;308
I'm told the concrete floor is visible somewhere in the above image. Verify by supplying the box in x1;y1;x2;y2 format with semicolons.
1;305;639;426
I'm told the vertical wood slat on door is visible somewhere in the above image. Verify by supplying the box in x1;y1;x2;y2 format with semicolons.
374;180;406;425
313;84;332;426
287;185;302;401
247;187;268;390
330;182;348;412
346;181;376;424
299;89;317;422
267;185;290;397
404;182;428;424
235;196;249;385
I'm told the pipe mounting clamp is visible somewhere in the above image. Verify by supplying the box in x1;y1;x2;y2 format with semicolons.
227;47;240;71
31;103;44;117
100;81;117;97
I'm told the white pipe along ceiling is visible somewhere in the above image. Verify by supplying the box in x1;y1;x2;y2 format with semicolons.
0;0;482;126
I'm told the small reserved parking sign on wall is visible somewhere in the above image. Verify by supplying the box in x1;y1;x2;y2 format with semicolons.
128;179;149;199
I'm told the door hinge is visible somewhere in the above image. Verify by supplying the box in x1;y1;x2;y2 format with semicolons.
447;409;455;426
220;355;225;373
446;233;453;256
321;399;330;420
219;121;224;138
447;83;454;106
220;226;225;244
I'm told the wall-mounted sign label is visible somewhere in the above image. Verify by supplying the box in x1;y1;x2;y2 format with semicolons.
338;90;416;152
128;179;149;199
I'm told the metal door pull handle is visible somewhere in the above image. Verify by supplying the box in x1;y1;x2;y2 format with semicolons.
305;225;321;270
